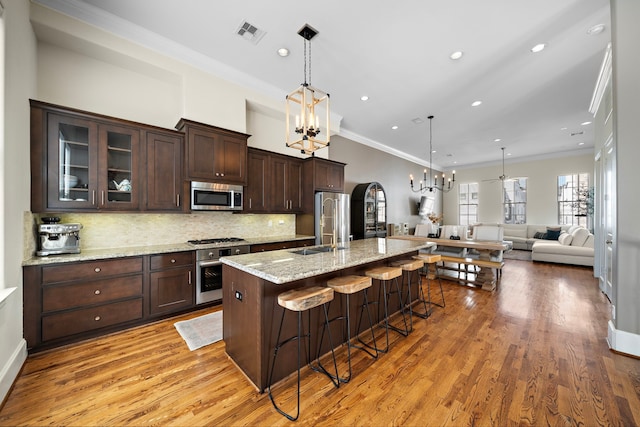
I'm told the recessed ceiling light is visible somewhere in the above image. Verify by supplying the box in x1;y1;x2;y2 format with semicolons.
391;125;398;130
450;51;463;60
530;43;546;53
560;127;568;130
494;138;501;142
360;95;369;101
507;152;512;156
432;150;437;154
471;100;482;107
581;121;592;126
587;24;605;35
578;142;585;146
277;48;289;57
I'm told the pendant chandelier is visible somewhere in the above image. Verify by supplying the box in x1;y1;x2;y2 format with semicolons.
410;115;455;193
285;24;330;156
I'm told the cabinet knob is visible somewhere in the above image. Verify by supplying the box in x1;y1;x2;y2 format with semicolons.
94;267;101;273
171;259;176;263
94;289;101;295
94;316;101;321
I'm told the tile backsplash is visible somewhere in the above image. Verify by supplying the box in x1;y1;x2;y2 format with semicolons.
25;211;296;259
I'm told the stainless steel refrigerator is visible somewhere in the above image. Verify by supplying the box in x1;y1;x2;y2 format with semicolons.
315;192;351;248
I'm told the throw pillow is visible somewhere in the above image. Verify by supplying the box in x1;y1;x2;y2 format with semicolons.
558;233;573;246
533;231;546;239
545;227;561;240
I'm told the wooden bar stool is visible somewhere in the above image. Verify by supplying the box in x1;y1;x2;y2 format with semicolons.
413;253;445;316
267;286;339;421
390;258;424;330
364;265;408;354
316;275;378;384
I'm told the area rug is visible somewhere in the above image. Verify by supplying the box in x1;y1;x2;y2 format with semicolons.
174;311;223;351
503;250;532;261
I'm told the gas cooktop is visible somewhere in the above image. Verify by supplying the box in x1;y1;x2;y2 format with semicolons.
187;237;246;245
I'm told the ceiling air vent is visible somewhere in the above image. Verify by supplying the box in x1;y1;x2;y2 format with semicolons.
236;21;266;45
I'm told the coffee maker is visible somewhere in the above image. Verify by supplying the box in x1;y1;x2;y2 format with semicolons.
36;217;82;256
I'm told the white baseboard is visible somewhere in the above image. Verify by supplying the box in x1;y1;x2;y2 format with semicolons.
0;338;27;403
608;320;640;357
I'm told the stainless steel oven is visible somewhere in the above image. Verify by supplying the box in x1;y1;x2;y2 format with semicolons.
194;243;250;305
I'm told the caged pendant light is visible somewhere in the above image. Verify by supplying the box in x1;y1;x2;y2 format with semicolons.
285;24;330;156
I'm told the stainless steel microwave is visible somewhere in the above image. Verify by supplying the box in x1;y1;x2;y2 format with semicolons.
190;181;243;211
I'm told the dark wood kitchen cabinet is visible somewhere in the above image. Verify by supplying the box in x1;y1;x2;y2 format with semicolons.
249;238;315;252
270;153;303;213
148;251;195;316
306;157;345;192
176;118;249;185
30;100;185;213
144;130;185;211
244;148;269;213
23;257;144;350
244;148;304;214
301;157;346;212
31;108;141;211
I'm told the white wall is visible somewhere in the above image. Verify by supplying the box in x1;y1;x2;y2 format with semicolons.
1;0;35;404
611;0;640;340
443;153;594;225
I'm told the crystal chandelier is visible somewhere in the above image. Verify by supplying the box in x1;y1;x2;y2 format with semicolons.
285;24;330;156
410;115;455;193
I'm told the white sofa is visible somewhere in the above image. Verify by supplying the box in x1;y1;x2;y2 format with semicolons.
501;224;571;250
531;226;594;266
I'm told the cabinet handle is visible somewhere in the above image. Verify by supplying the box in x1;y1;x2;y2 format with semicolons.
94;316;101;321
221;173;225;177
215;172;219;177
171;259;176;263
94;267;101;273
176;194;180;207
188;271;192;285
249;198;252;209
101;191;105;206
94;289;101;295
92;190;96;205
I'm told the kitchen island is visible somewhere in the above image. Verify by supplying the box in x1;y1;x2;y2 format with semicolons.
220;238;433;391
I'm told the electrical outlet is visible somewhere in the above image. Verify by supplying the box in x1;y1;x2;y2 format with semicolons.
235;291;243;301
268;220;273;227
278;220;285;225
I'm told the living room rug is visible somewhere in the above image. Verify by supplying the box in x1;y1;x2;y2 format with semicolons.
503;250;532;261
174;311;223;351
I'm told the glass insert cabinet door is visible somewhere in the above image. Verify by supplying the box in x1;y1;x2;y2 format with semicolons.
48;114;97;209
47;114;139;210
100;124;139;208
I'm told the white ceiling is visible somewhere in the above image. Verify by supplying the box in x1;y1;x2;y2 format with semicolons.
36;0;611;170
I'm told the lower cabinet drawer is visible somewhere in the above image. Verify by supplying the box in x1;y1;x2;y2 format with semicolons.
42;257;143;284
43;275;143;312
42;298;143;342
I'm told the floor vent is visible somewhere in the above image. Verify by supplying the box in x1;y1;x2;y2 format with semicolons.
236;21;266;45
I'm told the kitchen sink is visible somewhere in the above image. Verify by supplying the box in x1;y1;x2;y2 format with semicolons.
291;246;343;255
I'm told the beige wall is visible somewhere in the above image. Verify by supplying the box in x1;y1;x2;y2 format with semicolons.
443;153;594;225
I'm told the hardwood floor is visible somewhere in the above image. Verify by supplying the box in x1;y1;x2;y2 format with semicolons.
2;259;639;426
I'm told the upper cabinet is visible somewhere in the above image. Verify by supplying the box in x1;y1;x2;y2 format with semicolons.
308;158;345;192
30;100;184;213
144;130;184;212
244;148;303;214
175;119;249;185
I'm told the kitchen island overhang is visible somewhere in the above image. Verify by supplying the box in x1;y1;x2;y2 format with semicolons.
220;238;434;391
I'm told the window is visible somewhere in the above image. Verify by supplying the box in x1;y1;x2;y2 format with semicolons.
557;173;591;228
458;183;478;226
503;178;527;224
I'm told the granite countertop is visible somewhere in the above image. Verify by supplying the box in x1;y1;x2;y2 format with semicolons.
220;238;434;284
23;235;315;266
